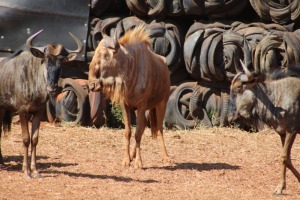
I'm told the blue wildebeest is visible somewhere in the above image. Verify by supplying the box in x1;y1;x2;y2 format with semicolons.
88;24;172;169
0;30;82;178
228;60;300;195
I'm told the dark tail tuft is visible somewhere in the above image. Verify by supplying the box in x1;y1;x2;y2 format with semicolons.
149;108;158;138
3;110;12;134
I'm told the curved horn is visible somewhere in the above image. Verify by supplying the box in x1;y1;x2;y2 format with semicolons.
66;32;83;54
239;59;253;82
26;29;44;48
113;30;120;50
243;38;251;69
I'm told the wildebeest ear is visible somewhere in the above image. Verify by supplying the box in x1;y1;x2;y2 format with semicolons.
30;47;45;58
102;36;119;51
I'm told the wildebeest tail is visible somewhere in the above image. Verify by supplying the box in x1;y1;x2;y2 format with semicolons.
3;110;12;134
149;108;158;138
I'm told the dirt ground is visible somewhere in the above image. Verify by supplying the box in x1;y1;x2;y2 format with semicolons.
1;122;300;200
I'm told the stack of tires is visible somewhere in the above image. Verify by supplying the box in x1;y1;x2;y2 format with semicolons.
50;0;300;130
174;20;300;130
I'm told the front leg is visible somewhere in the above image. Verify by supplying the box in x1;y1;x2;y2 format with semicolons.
19;111;31;178
134;109;147;169
120;102;132;167
274;133;295;195
129;110;138;160
0;132;4;167
130;143;136;160
0;109;6;166
30;110;43;178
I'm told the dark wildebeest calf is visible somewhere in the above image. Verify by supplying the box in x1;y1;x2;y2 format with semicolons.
0;30;82;178
228;60;300;195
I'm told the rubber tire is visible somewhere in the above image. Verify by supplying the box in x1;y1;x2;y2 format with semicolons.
164;82;197;130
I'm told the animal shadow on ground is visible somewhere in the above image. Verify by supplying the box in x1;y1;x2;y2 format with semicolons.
2;155;77;172
148;162;240;171
2;155;158;183
43;169;158;183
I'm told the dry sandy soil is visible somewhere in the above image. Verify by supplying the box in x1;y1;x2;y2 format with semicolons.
1;122;300;200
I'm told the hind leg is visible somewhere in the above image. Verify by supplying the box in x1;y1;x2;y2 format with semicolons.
129;110;138;160
154;103;172;164
19;111;31;178
130;111;148;160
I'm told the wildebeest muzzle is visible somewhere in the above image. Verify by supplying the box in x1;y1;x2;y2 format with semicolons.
47;84;59;96
227;112;238;124
89;79;103;92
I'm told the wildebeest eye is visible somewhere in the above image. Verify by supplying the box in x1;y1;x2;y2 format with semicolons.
232;87;242;94
100;52;110;60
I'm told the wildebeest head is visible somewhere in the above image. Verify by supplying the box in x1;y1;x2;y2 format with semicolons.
88;32;121;93
26;30;83;95
228;59;263;126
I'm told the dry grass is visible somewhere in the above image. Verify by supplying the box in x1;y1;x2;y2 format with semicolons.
1;123;300;200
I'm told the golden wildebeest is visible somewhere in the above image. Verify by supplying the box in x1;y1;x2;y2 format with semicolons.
88;24;172;168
